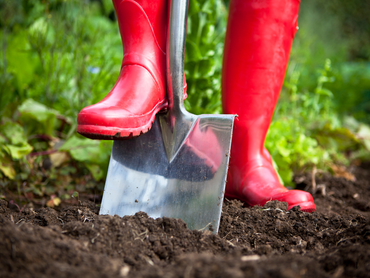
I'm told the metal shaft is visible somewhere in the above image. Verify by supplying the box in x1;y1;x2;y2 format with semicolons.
167;0;189;114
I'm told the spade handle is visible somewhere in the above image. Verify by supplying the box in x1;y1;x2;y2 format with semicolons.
167;0;189;115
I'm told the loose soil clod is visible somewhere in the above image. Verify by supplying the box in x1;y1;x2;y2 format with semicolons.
1;164;369;278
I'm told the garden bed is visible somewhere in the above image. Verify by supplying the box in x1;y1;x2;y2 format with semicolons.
1;164;369;278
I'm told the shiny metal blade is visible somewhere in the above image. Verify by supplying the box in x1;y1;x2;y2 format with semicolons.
100;113;234;233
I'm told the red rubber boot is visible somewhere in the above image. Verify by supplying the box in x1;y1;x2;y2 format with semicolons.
77;0;169;139
222;0;316;212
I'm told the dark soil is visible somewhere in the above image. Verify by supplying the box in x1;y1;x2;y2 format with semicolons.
1;164;370;278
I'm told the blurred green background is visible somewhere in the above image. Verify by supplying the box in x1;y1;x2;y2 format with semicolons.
0;0;369;204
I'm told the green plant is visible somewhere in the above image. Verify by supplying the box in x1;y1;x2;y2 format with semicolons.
267;58;370;186
0;0;123;121
0;99;111;204
184;0;227;115
0;121;33;179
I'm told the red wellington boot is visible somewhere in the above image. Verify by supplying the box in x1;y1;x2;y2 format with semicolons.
222;0;316;212
77;0;169;139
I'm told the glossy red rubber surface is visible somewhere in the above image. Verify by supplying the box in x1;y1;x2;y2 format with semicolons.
222;0;316;212
77;0;168;139
184;120;222;173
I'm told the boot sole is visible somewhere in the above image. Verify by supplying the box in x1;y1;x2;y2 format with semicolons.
224;193;316;213
77;100;168;140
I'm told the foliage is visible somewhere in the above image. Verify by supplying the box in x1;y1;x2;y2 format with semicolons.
266;59;368;185
328;63;370;124
0;0;123;119
292;0;370;124
0;0;116;202
0;99;111;204
0;121;33;179
184;0;227;115
60;135;112;181
319;0;370;61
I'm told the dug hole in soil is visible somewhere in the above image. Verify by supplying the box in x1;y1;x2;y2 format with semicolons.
1;163;370;278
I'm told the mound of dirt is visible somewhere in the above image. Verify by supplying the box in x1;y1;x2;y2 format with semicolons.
1;164;369;278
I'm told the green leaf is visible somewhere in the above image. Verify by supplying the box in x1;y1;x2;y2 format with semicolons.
71;191;79;198
0;156;16;179
276;138;291;158
6;30;37;90
60;136;100;162
29;17;48;38
314;123;360;151
317;76;331;84
198;59;216;77
32;187;43;196
0;122;33;160
357;124;370;151
86;164;104;181
188;0;200;15
0;122;27;145
186;40;203;62
60;136;112;181
5;144;33;160
18;99;60;136
315;88;333;97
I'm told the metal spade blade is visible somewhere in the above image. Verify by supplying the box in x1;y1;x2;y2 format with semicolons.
99;0;235;234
